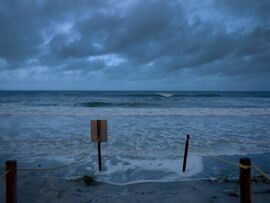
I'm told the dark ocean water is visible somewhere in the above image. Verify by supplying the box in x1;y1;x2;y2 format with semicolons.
0;91;270;184
1;91;270;108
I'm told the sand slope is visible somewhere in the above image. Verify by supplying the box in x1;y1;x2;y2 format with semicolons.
1;174;269;203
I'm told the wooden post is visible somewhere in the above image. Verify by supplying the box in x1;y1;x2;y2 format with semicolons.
6;160;17;203
182;134;190;172
97;120;102;171
240;158;251;203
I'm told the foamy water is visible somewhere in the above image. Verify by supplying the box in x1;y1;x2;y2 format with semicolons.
0;91;270;184
1;106;270;116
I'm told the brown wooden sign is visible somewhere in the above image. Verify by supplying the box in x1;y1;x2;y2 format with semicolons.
91;120;108;142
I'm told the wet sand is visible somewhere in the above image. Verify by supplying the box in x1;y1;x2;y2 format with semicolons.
1;174;269;203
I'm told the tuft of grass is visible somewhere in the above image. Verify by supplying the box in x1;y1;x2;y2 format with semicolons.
215;169;239;183
70;174;97;186
252;175;270;184
82;175;96;186
217;169;232;182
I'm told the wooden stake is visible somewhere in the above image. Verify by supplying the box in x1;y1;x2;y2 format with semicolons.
6;160;17;203
97;120;102;171
240;158;251;203
182;134;190;172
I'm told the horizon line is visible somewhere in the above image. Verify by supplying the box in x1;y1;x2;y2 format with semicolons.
0;89;270;92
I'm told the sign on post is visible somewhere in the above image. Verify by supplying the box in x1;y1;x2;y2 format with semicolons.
91;120;108;142
90;120;108;171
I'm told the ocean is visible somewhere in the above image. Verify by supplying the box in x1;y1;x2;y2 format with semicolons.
0;91;270;184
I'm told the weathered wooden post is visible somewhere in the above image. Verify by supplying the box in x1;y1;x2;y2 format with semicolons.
6;160;17;203
91;120;108;171
97;120;102;171
240;158;251;203
182;134;190;172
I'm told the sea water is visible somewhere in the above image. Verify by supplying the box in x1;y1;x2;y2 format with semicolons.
0;91;270;184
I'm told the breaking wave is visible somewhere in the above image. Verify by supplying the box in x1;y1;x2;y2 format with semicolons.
156;93;174;97
76;101;159;108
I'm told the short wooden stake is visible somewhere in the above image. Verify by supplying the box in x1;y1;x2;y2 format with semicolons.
97;120;102;171
182;134;190;172
240;158;251;203
6;160;17;203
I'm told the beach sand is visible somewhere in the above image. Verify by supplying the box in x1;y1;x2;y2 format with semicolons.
1;174;269;203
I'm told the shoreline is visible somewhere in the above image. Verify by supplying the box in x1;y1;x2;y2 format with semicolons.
1;174;269;203
1;153;270;185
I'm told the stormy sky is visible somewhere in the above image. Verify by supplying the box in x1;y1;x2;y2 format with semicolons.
0;0;269;90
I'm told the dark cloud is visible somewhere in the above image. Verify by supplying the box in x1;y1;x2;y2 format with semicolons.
0;0;269;90
216;0;270;21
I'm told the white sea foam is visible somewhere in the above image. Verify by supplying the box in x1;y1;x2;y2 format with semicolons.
91;156;203;184
156;93;174;97
1;106;270;116
1;91;270;184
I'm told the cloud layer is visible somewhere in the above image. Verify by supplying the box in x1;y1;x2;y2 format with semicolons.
0;0;269;90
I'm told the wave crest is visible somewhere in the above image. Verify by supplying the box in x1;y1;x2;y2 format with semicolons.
76;101;159;108
156;93;174;97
